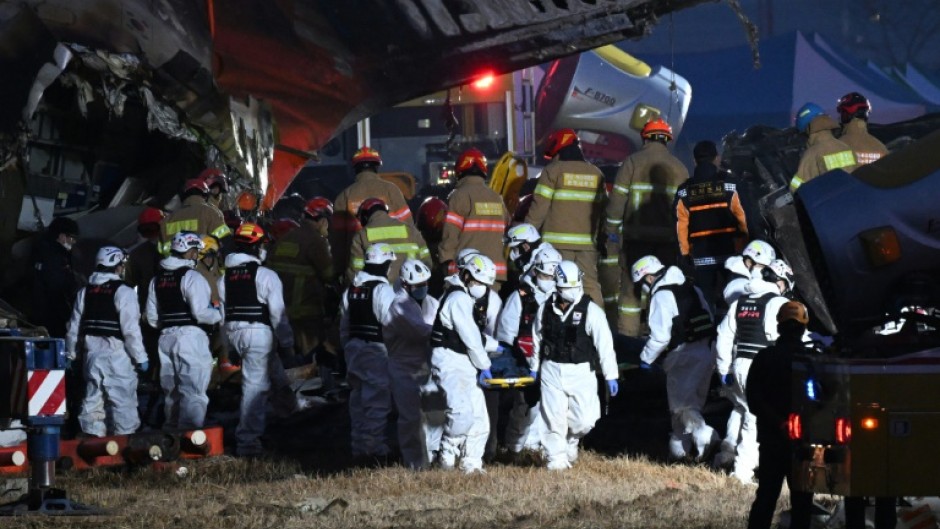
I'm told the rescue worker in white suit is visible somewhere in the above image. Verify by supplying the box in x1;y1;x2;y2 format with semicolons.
430;253;501;473
218;222;292;457
715;258;797;484
66;246;148;436
383;259;440;469
496;246;562;455
531;261;619;470
631;255;719;461
717;238;776;469
340;243;398;462
722;239;776;307
146;231;223;430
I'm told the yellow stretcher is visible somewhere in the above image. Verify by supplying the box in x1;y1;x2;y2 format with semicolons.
483;376;536;389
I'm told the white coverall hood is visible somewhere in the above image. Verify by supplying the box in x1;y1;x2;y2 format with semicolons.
223;252;261;268
724;255;750;277
160;255;196;270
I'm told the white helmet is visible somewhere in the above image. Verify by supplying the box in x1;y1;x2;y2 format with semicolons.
456;248;482;267
742;239;776;267
96;246;126;268
631;255;665;284
365;243;397;264
171;231;205;254
504;223;540;248
400;259;431;285
461;254;496;286
554;260;583;288
532;247;563;276
763;258;795;292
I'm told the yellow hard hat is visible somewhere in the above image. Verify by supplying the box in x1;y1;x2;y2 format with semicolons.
199;235;220;258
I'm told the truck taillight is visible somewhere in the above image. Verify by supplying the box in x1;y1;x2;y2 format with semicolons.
835;417;852;444
788;413;802;440
861;417;878;430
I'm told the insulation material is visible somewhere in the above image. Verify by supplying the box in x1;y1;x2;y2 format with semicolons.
140;87;197;142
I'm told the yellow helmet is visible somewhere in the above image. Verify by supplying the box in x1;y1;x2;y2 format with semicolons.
199;235;220;258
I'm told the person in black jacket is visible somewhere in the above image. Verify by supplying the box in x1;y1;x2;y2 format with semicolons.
745;301;813;529
31;217;81;338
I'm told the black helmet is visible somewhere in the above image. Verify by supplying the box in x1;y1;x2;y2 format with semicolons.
837;92;871;124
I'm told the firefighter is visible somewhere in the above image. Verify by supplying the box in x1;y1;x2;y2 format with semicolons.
416;196;448;297
267;197;336;359
331;147;414;277
340;243;398;463
789;103;857;192
745;300;814;529
631;255;719;461
722;239;777;306
531;260;618;470
194;235;236;373
607;118;689;336
145;231;223;431
200;168;229;211
159;177;231;254
219;222;291;457
126;207;165;310
383;259;439;469
525;129;606;306
715;259;797;483
439;148;510;288
676;140;749;313
349;198;431;285
430;254;501;473
836;92;889;166
496;246;562;456
65;246;148;437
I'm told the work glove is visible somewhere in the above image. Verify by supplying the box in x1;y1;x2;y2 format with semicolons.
607;380;619;397
478;369;493;388
137;361;149;374
528;370;538;381
720;373;730;386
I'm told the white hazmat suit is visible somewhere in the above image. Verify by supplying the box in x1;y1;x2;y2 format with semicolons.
66;272;148;436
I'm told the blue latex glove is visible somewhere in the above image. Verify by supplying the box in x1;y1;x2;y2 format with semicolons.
137;361;149;373
528;370;538;381
607;380;619;397
638;361;652;371
495;344;508;356
478;369;493;388
720;373;729;386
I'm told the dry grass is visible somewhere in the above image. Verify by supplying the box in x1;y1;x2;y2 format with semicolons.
1;451;797;529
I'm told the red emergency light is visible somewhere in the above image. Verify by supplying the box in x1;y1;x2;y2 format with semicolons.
472;72;496;90
835;417;852;444
788;413;802;440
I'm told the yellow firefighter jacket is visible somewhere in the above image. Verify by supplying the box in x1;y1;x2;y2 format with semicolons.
267;220;336;320
440;175;509;280
525;159;606;251
839;118;888;166
348;210;431;284
790;126;857;192
159;196;231;254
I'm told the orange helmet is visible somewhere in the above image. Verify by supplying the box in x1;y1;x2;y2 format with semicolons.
456;148;487;177
352;146;382;166
183;177;209;196
543;128;579;160
269;218;301;241
641;117;673;141
138;207;165;226
417;197;447;234
357;197;388;226
236;191;258;211
304;197;334;219
234;222;266;245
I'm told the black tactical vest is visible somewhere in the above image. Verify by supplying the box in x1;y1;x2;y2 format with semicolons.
347;280;384;342
155;268;197;328
734;292;778;359
540;296;596;366
81;280;124;338
431;286;485;354
659;280;715;350
224;262;271;325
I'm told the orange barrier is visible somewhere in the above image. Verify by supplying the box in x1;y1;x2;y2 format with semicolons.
0;445;27;475
180;426;224;459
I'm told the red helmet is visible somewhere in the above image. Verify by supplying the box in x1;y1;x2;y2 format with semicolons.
138;207;165;225
199;168;229;192
837;92;871;124
234;222;267;245
304;197;334;219
269;218;301;241
543;128;579;160
641;117;673;141
352;146;382;166
183;177;209;195
417;197;447;234
513;194;534;224
456;148;488;177
357;197;388;226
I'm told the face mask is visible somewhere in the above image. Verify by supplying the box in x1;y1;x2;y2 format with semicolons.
61;241;73;251
641;282;652;295
536;278;555;294
509;247;521;263
559;287;581;303
258;248;268;262
468;283;488;299
409;285;428;301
